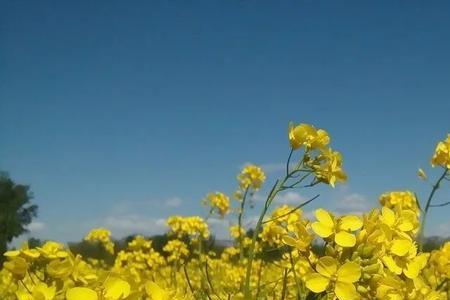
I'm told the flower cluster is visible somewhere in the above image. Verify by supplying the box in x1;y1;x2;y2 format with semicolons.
1;124;448;300
163;240;190;263
204;192;230;217
432;134;450;169
289;122;346;187
236;164;266;193
166;216;210;240
84;228;115;255
379;191;420;215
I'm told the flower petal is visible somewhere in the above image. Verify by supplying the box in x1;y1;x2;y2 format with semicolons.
382;256;402;275
311;222;333;238
339;216;363;231
390;239;412;257
146;281;169;300
380;207;395;227
335;282;360;300
104;277;130;300
66;287;98;300
337;262;361;283
315;209;334;227
305;273;329;293
282;235;297;247
335;231;356;247
316;256;338;277
404;260;421;279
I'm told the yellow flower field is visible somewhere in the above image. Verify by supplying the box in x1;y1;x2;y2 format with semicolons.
1;123;449;300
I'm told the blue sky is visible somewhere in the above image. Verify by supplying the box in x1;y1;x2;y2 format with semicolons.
1;1;449;243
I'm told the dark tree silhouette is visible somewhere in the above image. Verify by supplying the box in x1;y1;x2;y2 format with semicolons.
0;172;38;263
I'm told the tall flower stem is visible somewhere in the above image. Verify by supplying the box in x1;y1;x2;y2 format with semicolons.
238;187;250;261
419;168;448;250
243;155;314;299
243;178;283;299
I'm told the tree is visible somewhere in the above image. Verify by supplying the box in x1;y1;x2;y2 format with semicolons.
0;172;38;263
27;237;43;248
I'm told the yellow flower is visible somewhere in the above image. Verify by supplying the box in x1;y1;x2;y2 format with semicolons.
311;209;362;247
163;240;189;263
16;282;56;300
260;205;302;246
382;238;429;279
288;122;330;150
311;148;347;187
166;215;210;239
260;223;286;246
46;256;73;279
375;274;408;300
379;206;419;234
84;228;115;255
32;282;56;300
127;235;152;251
66;277;130;300
205;192;230;216
3;256;28;279
417;168;427;180
282;221;313;252
305;256;361;300
237;164;265;191
146;281;170;300
229;225;245;239
66;287;98;300
379;191;420;215
103;277;131;300
37;241;68;259
72;255;98;284
431;133;450;169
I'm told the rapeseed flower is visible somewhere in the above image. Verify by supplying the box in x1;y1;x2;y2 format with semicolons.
305;256;361;300
311;209;363;247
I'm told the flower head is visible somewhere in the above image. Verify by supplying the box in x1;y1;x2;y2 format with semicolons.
305;256;361;300
431;133;450;169
311;209;363;247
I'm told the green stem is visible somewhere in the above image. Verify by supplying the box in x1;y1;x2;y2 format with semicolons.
280;268;288;300
183;264;195;296
238;187;250;261
243;150;317;299
255;261;264;299
286;148;294;176
205;259;222;300
288;251;302;299
419;168;448;250
243;178;284;299
262;195;319;224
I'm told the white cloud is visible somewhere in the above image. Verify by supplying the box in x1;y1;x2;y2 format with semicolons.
251;193;266;202
244;215;259;228
260;163;285;174
208;218;231;239
165;197;182;208
26;221;46;232
436;221;450;237
301;188;371;219
239;162;302;174
304;210;316;220
108;196;183;214
274;191;307;205
253;191;307;205
331;190;371;216
240;162;294;174
339;193;369;211
96;195;184;239
100;215;167;238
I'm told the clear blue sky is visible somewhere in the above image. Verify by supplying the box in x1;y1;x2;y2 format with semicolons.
1;1;449;243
